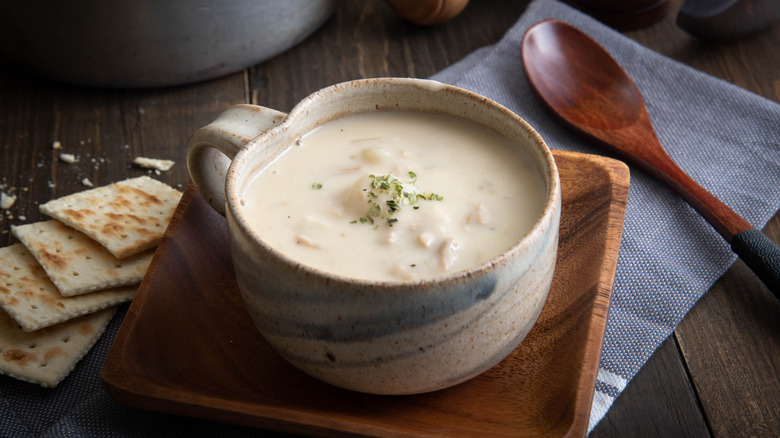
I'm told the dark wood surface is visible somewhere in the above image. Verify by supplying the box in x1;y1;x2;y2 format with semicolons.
1;0;778;436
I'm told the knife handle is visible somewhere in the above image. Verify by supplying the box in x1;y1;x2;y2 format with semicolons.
731;228;780;300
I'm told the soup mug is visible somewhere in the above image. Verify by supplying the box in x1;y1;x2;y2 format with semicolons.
186;77;561;395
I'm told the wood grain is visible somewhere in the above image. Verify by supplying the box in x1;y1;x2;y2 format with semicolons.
677;262;780;437
593;337;710;437
248;0;527;110
101;150;629;437
0;70;246;229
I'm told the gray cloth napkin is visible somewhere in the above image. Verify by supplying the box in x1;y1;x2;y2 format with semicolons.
2;1;779;436
432;0;780;432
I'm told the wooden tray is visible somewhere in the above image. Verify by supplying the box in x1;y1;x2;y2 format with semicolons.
102;149;629;437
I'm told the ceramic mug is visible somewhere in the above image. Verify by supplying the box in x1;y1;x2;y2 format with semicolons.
186;77;561;395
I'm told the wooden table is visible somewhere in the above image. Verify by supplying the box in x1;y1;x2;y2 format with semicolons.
1;1;777;436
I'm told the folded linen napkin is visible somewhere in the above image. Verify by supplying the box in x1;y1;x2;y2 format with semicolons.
2;1;779;437
431;0;780;432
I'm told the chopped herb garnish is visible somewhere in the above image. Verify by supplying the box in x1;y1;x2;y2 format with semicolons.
312;182;323;190
351;172;443;228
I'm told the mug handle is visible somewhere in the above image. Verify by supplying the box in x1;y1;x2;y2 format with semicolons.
186;104;287;215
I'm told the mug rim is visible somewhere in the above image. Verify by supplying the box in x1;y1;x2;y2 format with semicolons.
225;77;561;287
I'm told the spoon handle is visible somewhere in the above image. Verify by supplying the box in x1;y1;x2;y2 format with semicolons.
731;229;780;298
647;146;780;298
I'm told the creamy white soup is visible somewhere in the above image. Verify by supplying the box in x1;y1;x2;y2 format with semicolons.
240;111;546;281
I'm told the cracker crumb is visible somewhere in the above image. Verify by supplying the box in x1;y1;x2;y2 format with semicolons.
52;140;62;149
59;153;78;163
133;156;174;172
1;192;16;209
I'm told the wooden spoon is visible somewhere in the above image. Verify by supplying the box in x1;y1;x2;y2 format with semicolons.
521;19;780;297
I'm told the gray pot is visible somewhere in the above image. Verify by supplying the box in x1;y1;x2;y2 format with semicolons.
0;0;335;88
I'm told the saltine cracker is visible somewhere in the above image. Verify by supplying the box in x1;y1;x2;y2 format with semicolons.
0;307;116;388
39;176;181;258
0;244;136;331
12;220;153;296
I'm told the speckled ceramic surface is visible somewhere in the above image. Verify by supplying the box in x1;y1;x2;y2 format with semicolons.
186;78;561;394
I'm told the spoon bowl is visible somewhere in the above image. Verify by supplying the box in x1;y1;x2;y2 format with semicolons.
521;19;780;297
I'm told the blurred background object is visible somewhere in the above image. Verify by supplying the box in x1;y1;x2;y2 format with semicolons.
676;0;780;41
562;0;674;30
387;0;470;25
0;0;335;88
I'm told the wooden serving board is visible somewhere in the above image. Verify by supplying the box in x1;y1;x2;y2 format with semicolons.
101;149;629;437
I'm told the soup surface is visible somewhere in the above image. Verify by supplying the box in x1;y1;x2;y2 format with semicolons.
240;111;546;281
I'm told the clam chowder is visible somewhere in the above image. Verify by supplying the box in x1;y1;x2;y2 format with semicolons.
240;111;546;281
